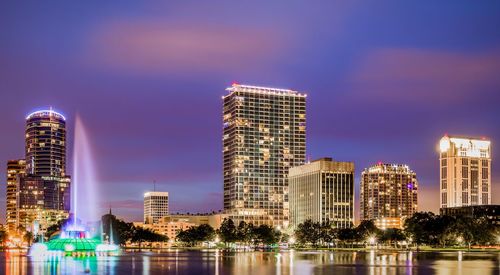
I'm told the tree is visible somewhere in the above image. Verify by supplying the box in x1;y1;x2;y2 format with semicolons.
320;221;337;247
0;229;7;247
294;220;322;247
132;227;168;247
177;224;215;247
218;219;237;245
236;221;254;244
404;212;436;247
355;220;380;243
24;231;34;247
338;228;357;247
379;228;405;247
252;225;281;246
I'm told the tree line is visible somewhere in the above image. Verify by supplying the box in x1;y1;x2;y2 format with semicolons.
176;219;284;247
294;212;499;249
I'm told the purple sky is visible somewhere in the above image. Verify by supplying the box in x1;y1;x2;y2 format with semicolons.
1;1;500;223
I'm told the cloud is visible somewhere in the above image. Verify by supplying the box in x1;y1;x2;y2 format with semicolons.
84;20;289;75
347;48;500;103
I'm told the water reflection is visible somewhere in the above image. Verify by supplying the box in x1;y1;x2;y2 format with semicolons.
1;249;498;274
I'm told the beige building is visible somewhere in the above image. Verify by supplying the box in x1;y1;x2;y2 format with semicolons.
223;84;306;227
6;159;25;234
289;158;354;229
136;213;227;241
439;135;491;209
360;163;418;229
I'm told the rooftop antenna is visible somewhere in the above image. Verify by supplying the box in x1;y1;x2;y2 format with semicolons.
153;179;156;192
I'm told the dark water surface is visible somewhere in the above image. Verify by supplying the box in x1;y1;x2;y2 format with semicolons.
0;249;498;274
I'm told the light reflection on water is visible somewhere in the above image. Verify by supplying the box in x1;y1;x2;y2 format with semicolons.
0;249;498;275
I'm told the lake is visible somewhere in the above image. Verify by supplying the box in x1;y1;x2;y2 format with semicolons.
0;249;498;274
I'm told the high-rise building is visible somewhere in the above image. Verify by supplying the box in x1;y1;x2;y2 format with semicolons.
289;158;354;229
6;109;71;233
439;135;491;209
360;163;418;229
25;109;67;177
6;159;26;233
222;84;306;227
144;191;169;224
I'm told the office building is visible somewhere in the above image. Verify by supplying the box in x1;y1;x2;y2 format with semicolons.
25;109;67;177
439;135;491;209
6;159;26;233
289;158;354;229
440;205;500;226
144;191;169;224
6;109;71;234
360;163;418;229
223;84;306;227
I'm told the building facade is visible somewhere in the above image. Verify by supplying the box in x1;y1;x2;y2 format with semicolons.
6;109;71;234
223;84;306;227
6;159;26;233
25;109;67;177
289;158;354;229
136;213;228;241
144;191;169;224
439;135;491;209
360;163;418;229
440;205;500;226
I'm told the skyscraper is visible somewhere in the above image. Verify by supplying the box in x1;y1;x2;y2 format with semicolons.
25;109;67;176
7;109;71;233
439;135;491;209
6;159;25;233
360;163;418;229
289;158;354;229
144;191;169;224
222;84;306;227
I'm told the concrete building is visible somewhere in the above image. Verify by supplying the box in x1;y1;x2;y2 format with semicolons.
360;163;418;229
144;191;169;224
439;135;491;209
222;84;306;227
289;158;354;229
6;159;25;233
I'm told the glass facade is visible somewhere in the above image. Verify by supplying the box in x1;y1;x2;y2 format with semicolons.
25;110;66;177
223;84;306;227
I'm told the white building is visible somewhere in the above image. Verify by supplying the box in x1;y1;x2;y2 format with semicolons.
144;191;169;224
439;135;491;209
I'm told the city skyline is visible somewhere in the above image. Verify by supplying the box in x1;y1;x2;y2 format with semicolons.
1;1;500;223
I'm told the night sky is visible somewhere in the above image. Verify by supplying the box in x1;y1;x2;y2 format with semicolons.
1;1;500;223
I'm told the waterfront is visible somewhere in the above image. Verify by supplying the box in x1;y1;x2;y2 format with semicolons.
0;250;498;275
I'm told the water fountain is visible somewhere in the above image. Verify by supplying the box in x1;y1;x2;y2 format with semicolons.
29;115;119;257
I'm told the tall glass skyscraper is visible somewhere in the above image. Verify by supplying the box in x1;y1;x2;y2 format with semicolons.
360;163;418;229
222;84;306;227
439;135;491;208
6;109;71;234
25;109;67;176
